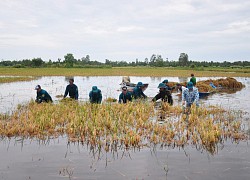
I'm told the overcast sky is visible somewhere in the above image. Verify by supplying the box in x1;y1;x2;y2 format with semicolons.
0;0;249;62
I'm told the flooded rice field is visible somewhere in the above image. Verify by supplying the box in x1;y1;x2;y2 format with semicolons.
0;76;250;180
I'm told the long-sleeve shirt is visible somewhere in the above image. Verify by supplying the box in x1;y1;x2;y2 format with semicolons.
64;84;78;100
36;89;52;103
89;90;102;104
152;89;173;105
182;87;199;107
132;87;147;99
119;92;132;103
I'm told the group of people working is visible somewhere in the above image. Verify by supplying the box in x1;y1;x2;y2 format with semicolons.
35;78;102;104
35;74;199;107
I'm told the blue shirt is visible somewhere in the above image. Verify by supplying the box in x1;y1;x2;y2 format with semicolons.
133;86;147;99
89;89;102;103
182;87;199;106
119;92;132;103
64;84;78;100
36;89;52;103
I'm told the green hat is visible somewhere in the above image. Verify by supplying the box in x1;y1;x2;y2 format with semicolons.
137;82;144;87
158;83;167;89
162;79;168;83
187;82;194;89
92;86;98;93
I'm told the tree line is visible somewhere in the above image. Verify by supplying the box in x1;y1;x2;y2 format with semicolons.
0;53;250;68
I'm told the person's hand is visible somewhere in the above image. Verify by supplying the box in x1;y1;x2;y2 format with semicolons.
182;101;185;106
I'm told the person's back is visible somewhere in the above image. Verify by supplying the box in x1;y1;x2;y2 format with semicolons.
132;82;147;99
182;82;199;107
190;74;196;86
89;86;102;104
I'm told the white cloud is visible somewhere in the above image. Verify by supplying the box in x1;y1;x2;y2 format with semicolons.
0;0;249;61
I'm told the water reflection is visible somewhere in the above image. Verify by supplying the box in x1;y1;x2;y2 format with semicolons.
178;77;188;83
64;76;75;82
150;77;162;82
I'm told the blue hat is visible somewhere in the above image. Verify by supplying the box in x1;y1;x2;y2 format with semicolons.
187;82;194;89
158;83;167;89
137;82;144;87
162;79;168;83
92;86;98;93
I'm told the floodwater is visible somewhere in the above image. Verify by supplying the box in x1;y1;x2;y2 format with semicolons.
0;76;250;180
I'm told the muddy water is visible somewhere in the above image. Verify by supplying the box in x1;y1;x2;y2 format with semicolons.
0;76;250;180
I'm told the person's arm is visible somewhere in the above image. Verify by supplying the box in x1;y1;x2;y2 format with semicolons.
75;85;78;100
36;92;39;102
167;91;173;105
132;88;137;99
99;90;102;103
194;89;199;106
141;90;147;99
118;93;122;103
89;91;92;102
182;89;186;105
128;92;132;102
64;85;69;98
152;93;160;102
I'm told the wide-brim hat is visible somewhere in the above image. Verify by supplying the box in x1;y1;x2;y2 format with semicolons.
162;79;168;83
92;86;98;93
137;82;144;87
158;83;167;89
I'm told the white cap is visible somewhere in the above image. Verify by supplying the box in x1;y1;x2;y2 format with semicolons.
34;85;41;90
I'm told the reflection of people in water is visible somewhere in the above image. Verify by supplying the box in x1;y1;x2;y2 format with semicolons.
178;77;188;84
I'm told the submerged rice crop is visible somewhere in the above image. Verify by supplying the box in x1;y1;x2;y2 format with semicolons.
0;76;37;83
0;100;247;155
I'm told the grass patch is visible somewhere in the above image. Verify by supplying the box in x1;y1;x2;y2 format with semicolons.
0;67;250;77
0;76;37;83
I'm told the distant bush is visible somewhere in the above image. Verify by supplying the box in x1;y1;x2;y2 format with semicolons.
13;64;24;68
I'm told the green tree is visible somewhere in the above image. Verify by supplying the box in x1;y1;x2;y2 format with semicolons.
31;58;44;67
64;53;75;68
155;55;164;67
178;53;189;66
150;54;156;66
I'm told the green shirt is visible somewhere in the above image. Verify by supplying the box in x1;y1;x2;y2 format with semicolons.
190;77;196;86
